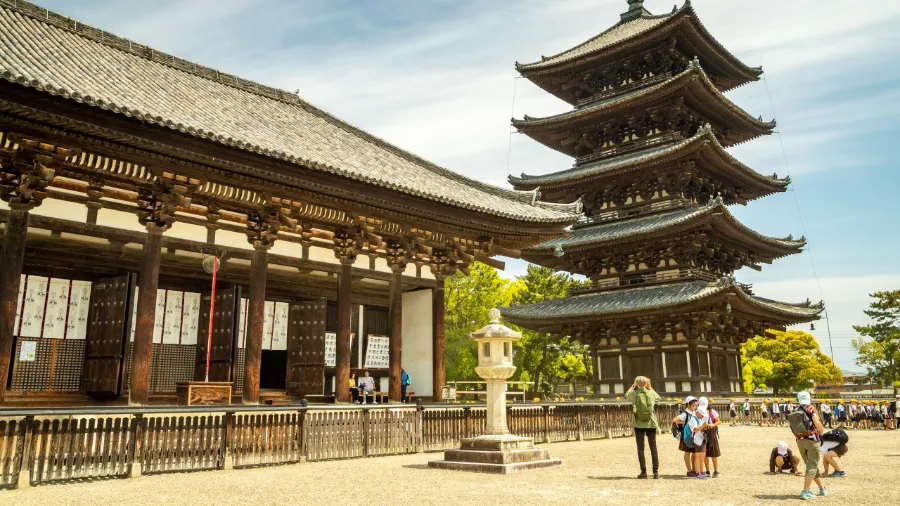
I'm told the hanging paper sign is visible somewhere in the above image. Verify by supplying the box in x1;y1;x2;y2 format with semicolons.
325;332;355;366
364;335;390;369
19;341;37;362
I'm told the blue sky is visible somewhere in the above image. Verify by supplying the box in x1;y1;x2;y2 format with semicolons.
37;0;900;371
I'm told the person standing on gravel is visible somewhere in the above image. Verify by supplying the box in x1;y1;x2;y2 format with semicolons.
788;391;827;500
625;376;661;479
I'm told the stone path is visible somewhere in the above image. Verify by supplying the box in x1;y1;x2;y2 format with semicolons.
5;425;896;505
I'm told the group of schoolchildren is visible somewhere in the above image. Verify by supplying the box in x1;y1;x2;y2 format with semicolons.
671;395;722;479
729;395;899;431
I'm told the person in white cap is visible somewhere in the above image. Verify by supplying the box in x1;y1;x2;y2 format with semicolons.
699;397;722;477
789;391;827;500
768;441;802;475
673;396;701;477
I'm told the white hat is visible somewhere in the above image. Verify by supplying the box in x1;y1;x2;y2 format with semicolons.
685;396;698;404
895;394;900;399
698;397;709;409
697;408;708;417
777;442;788;456
797;391;811;406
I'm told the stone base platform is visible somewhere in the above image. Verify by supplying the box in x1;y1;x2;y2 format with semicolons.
428;435;563;474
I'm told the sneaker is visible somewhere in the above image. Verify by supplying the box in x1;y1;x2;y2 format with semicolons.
712;471;719;478
818;488;827;497
373;401;379;405
696;473;709;479
829;471;846;477
687;471;697;477
653;472;659;479
800;491;816;500
637;473;648;479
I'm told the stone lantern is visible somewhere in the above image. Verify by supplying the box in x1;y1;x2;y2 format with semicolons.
473;308;519;435
428;309;562;474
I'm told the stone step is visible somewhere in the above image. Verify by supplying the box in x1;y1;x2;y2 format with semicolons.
427;458;564;474
458;436;534;452
443;448;551;465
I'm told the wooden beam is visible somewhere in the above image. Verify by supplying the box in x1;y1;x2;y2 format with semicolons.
128;224;163;406
335;260;353;403
242;246;268;405
432;284;445;401
388;265;403;403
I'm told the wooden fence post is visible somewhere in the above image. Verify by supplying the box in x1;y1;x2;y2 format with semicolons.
128;414;143;478
416;400;424;453
222;411;235;470
363;409;370;457
463;407;471;439
542;405;551;444
576;408;584;441
15;416;34;489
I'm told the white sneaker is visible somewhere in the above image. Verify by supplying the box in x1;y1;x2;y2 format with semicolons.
373;401;379;405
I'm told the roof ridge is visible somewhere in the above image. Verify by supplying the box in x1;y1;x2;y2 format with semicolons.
516;2;685;71
0;0;579;220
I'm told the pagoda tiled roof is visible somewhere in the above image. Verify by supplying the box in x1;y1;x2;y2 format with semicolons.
512;63;775;145
524;197;806;258
0;0;581;224
516;1;762;90
501;277;823;325
509;125;789;198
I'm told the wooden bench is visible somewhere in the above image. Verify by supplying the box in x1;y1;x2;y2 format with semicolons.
372;392;415;404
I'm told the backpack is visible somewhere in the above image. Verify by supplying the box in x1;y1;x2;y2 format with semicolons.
682;413;701;448
787;407;814;438
405;374;411;386
672;410;689;439
822;428;849;445
634;389;653;422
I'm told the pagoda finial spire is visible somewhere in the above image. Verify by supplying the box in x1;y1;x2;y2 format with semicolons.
621;0;650;22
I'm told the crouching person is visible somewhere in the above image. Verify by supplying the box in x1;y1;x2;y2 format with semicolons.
769;442;802;476
821;428;849;477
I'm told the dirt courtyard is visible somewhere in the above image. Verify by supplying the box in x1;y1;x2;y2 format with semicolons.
4;425;897;506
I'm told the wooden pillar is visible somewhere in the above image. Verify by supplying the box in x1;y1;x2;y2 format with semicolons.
0;206;30;402
129;224;164;405
242;246;268;405
388;265;403;402
432;283;445;401
334;259;353;402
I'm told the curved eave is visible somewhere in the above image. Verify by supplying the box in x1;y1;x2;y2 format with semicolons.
513;64;774;147
501;278;822;326
509;125;789;200
517;1;762;97
523;199;805;260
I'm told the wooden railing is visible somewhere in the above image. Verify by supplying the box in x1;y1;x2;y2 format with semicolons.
2;398;890;490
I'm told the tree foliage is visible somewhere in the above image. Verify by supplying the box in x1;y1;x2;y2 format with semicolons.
443;263;519;381
442;263;591;394
740;329;842;395
852;290;900;393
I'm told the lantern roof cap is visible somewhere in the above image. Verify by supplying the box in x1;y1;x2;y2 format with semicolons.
470;309;522;340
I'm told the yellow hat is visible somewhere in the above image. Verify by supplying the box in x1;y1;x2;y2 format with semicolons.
730;397;735;401
839;399;845;404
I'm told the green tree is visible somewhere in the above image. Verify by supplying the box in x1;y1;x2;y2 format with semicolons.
740;329;842;395
443;262;519;381
509;265;589;395
852;290;900;394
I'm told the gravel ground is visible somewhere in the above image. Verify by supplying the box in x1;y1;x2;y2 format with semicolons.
4;425;896;506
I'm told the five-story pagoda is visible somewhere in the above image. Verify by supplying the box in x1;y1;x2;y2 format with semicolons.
502;0;823;397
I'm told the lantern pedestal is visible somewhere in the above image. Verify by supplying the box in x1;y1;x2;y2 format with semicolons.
175;381;233;406
428;309;562;474
428;434;563;474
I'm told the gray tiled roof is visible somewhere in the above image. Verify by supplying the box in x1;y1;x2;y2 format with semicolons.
512;63;774;134
516;1;762;81
501;277;823;323
0;0;580;224
527;197;806;254
509;125;789;191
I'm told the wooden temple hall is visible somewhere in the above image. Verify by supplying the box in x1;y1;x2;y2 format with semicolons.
502;0;823;396
0;0;582;406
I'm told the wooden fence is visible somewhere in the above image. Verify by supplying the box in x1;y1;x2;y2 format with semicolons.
0;398;863;490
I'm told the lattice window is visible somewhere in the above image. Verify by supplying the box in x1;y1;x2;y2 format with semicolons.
150;344;196;393
234;348;246;393
665;352;689;377
600;355;620;380
9;339;85;393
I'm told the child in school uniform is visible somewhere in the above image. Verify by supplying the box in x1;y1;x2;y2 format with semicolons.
742;399;751;426
700;397;721;477
729;398;738;427
762;399;771;426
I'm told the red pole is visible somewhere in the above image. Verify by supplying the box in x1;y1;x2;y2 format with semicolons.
205;256;217;382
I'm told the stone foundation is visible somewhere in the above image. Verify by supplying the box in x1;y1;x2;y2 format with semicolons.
428;434;563;474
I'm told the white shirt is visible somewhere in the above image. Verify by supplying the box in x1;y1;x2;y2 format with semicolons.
729;402;735;412
742;402;750;412
358;376;375;390
772;403;781;414
820;441;839;456
688;412;708;446
821;403;831;414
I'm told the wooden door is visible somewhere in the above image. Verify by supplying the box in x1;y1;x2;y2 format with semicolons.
81;274;136;395
712;354;729;392
629;355;654;386
195;286;241;382
286;298;326;396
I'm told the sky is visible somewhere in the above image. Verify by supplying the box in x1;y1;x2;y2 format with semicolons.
35;0;900;371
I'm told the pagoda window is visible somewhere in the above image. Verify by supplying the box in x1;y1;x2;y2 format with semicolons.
698;352;710;377
600;355;620;380
665;352;688;377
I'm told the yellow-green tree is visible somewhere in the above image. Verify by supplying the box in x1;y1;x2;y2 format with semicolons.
741;329;842;395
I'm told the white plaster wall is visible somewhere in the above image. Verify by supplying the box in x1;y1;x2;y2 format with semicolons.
401;289;433;398
96;208;145;232
165;221;206;242
30;198;88;222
